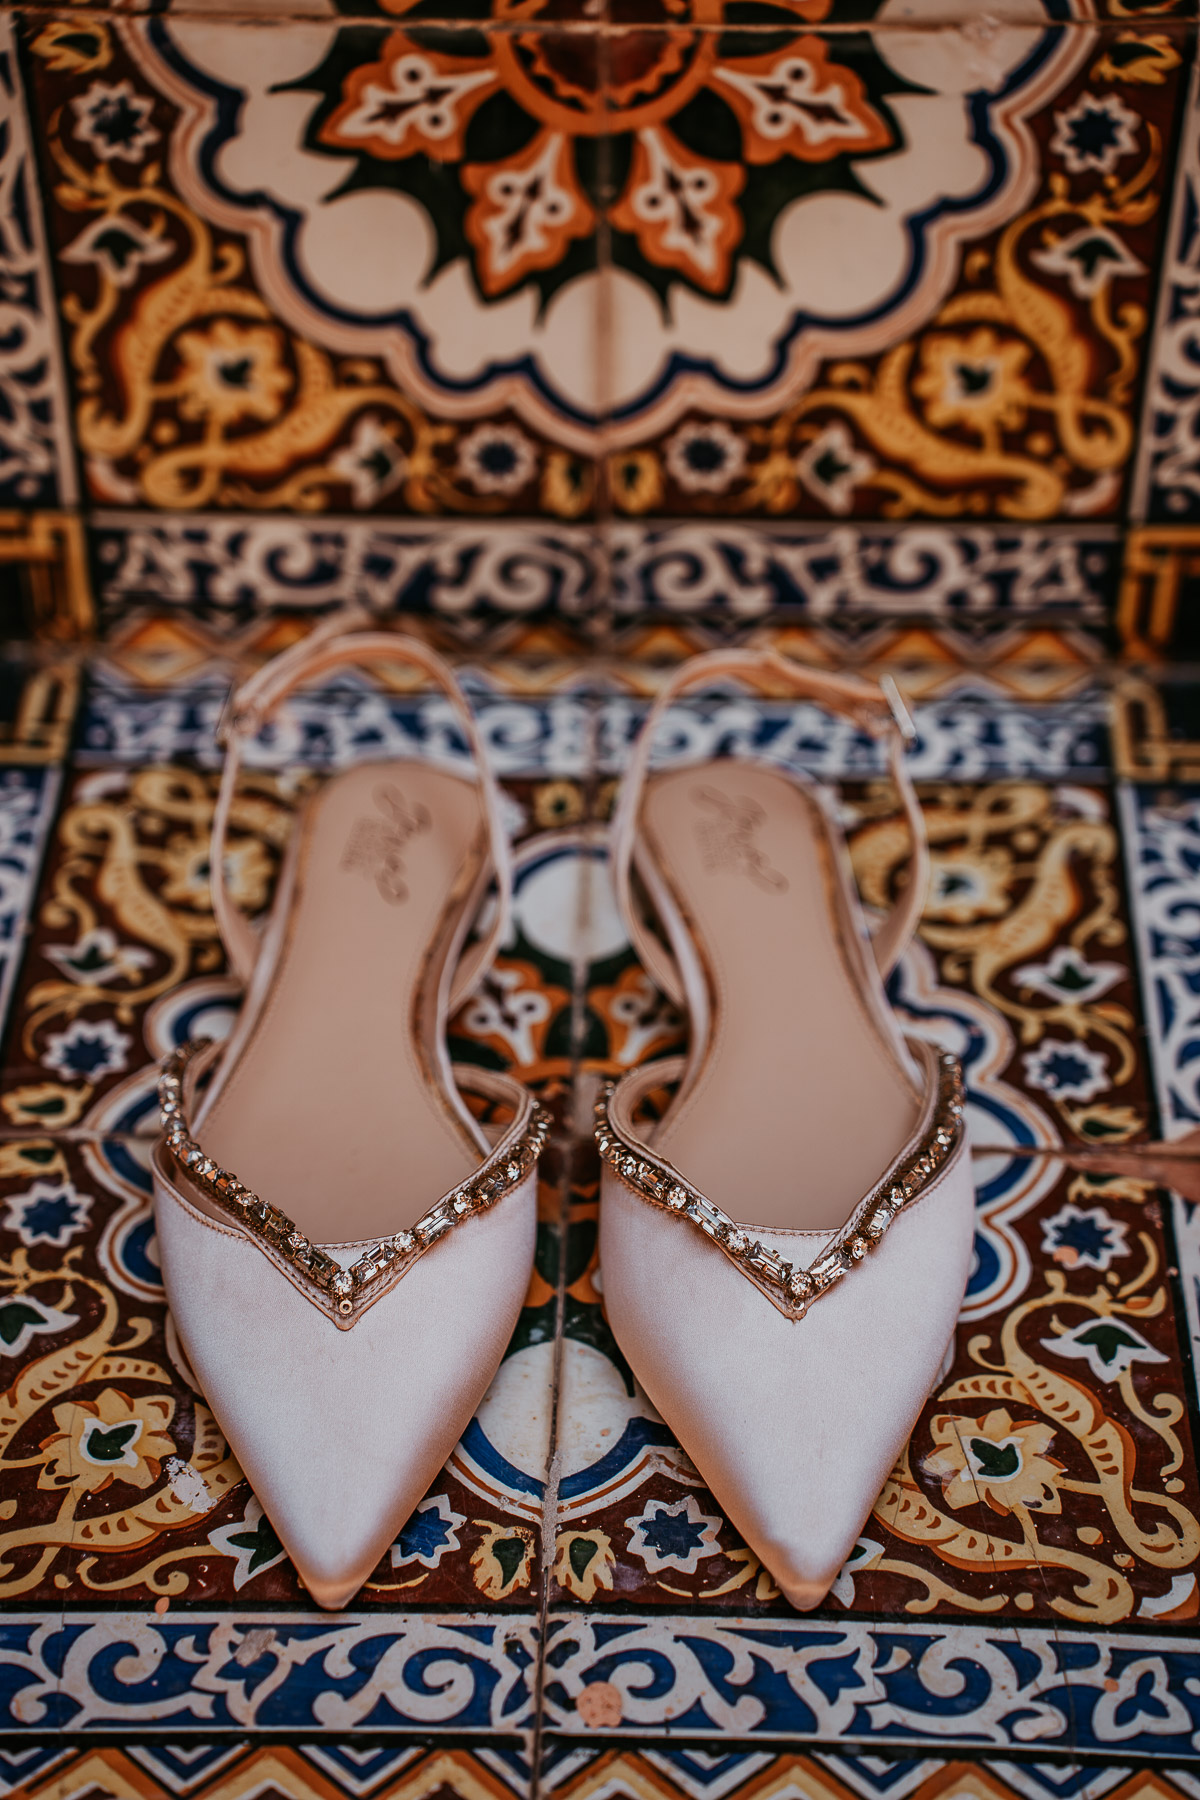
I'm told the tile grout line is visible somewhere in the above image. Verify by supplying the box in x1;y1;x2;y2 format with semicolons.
528;1147;567;1792
529;703;600;1792
528;1099;569;1792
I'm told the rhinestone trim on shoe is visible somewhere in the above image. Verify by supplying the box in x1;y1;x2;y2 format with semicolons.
158;1039;552;1323
594;1049;965;1320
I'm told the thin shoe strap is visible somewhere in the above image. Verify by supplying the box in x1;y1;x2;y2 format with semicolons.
609;649;928;1007
210;618;512;1012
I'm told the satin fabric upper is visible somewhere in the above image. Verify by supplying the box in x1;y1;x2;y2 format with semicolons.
154;1154;537;1609
599;1140;974;1610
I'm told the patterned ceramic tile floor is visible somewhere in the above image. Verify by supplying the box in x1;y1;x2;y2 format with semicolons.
1;644;1200;1796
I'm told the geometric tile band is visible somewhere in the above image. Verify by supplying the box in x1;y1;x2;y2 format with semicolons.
0;1612;540;1732
78;692;1109;781
7;1610;1200;1753
540;1614;1200;1756
1118;779;1200;1424
90;516;1117;622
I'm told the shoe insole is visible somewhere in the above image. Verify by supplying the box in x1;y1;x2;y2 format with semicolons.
641;764;920;1231
198;761;486;1246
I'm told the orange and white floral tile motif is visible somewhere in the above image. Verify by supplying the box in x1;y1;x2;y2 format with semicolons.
21;17;603;518
22;4;1188;521
601;25;1187;520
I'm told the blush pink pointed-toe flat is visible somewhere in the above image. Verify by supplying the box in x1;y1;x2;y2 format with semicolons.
153;623;548;1610
595;650;973;1612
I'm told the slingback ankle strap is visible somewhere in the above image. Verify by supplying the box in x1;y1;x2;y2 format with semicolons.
610;650;928;1007
211;616;512;1013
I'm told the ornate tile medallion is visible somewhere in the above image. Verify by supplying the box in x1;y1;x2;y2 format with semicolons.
22;3;1190;524
22;21;597;517
83;5;1098;457
603;25;1186;518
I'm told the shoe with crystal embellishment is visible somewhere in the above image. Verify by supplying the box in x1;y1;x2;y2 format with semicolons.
595;651;973;1612
152;622;549;1610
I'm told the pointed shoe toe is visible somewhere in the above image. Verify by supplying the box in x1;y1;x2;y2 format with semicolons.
771;1569;834;1615
154;1160;537;1608
599;1127;974;1612
750;1479;887;1612
287;1511;392;1613
303;1572;364;1615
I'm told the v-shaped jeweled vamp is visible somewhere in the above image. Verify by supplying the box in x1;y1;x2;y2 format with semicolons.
595;1044;964;1319
159;1039;551;1325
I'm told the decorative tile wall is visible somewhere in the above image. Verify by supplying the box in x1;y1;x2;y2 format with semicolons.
2;0;1200;1795
0;0;1194;651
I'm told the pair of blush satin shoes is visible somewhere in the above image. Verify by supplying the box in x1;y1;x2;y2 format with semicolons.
153;625;973;1612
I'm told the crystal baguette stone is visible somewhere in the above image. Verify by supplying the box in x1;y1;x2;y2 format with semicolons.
158;1039;552;1323
595;1049;964;1318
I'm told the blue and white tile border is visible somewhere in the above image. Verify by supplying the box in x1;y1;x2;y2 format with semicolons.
0;1611;540;1734
78;685;591;778
13;1609;1200;1754
0;16;76;509
1133;49;1200;524
77;684;1109;782
1119;784;1200;1141
596;697;1109;783
539;1614;1200;1757
1119;781;1200;1406
0;766;60;1050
